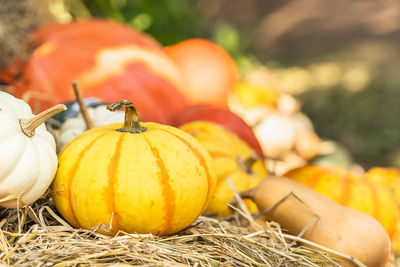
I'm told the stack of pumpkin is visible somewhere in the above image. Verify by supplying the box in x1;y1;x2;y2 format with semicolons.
0;19;399;266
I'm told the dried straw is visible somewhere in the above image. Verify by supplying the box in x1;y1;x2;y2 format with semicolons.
0;189;349;267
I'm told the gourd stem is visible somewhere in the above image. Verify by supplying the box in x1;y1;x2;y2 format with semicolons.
106;100;147;133
20;104;67;137
237;154;258;174
72;81;94;130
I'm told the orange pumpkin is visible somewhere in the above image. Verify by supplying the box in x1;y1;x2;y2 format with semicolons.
179;121;268;216
285;164;399;238
165;38;239;107
2;20;189;124
172;104;263;156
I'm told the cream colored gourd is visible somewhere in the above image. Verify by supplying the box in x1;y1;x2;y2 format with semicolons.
57;105;124;149
249;177;390;267
254;113;296;158
0;91;65;208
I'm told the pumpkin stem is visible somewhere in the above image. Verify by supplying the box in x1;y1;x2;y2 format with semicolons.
107;100;147;133
237;153;258;174
72;81;94;130
20;104;67;137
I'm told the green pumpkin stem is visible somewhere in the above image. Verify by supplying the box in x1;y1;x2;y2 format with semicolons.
20;104;67;137
107;100;147;133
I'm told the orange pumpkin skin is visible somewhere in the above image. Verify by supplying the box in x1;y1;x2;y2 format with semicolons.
165;38;239;107
285;164;399;238
172;104;263;156
4;20;189;124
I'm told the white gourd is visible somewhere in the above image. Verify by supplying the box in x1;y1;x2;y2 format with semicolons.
57;105;124;150
254;113;296;158
0;91;65;208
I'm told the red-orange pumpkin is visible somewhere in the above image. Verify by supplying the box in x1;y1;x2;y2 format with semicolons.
165;38;239;107
172;104;263;156
2;20;189;124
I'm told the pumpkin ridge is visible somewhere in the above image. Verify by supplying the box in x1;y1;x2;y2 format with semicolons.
340;173;352;206
106;133;125;235
305;168;326;188
209;152;228;158
59;127;101;156
22;137;56;202
0;136;27;183
161;130;213;214
365;179;380;221
66;132;109;228
143;136;175;235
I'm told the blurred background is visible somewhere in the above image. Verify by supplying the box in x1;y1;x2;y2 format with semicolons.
1;0;400;169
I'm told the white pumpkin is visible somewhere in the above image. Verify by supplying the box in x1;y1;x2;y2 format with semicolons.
57;105;124;150
0;91;65;208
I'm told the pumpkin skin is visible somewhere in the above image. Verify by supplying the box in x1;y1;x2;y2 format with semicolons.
179;121;268;216
285;164;399;238
4;20;189;124
0;91;64;208
165;38;239;107
228;82;279;127
172;104;263;156
366;167;400;203
51;98;109;127
57;105;125;150
52;101;216;235
366;167;400;254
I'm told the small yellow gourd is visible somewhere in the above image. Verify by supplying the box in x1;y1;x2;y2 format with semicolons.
179;121;268;216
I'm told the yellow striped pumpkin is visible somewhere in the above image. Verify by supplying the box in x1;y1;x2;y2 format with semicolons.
52;100;217;236
179;121;268;216
285;164;399;238
366;167;400;253
366;167;400;203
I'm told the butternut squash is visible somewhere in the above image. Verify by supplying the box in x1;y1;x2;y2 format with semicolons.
248;177;390;267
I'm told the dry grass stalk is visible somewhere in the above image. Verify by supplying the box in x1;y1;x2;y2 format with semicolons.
0;191;343;267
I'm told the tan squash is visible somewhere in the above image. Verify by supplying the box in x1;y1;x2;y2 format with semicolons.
247;176;390;267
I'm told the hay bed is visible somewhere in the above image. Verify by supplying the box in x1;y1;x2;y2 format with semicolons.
0;193;353;267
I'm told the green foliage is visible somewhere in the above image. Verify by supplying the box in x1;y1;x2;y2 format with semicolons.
73;0;203;45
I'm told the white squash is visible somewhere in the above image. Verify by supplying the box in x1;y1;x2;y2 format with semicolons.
57;105;124;150
0;91;66;208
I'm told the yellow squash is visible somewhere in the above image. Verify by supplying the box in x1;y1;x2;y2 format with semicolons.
366;167;400;203
366;167;400;254
179;121;268;216
285;164;399;238
52;100;217;236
